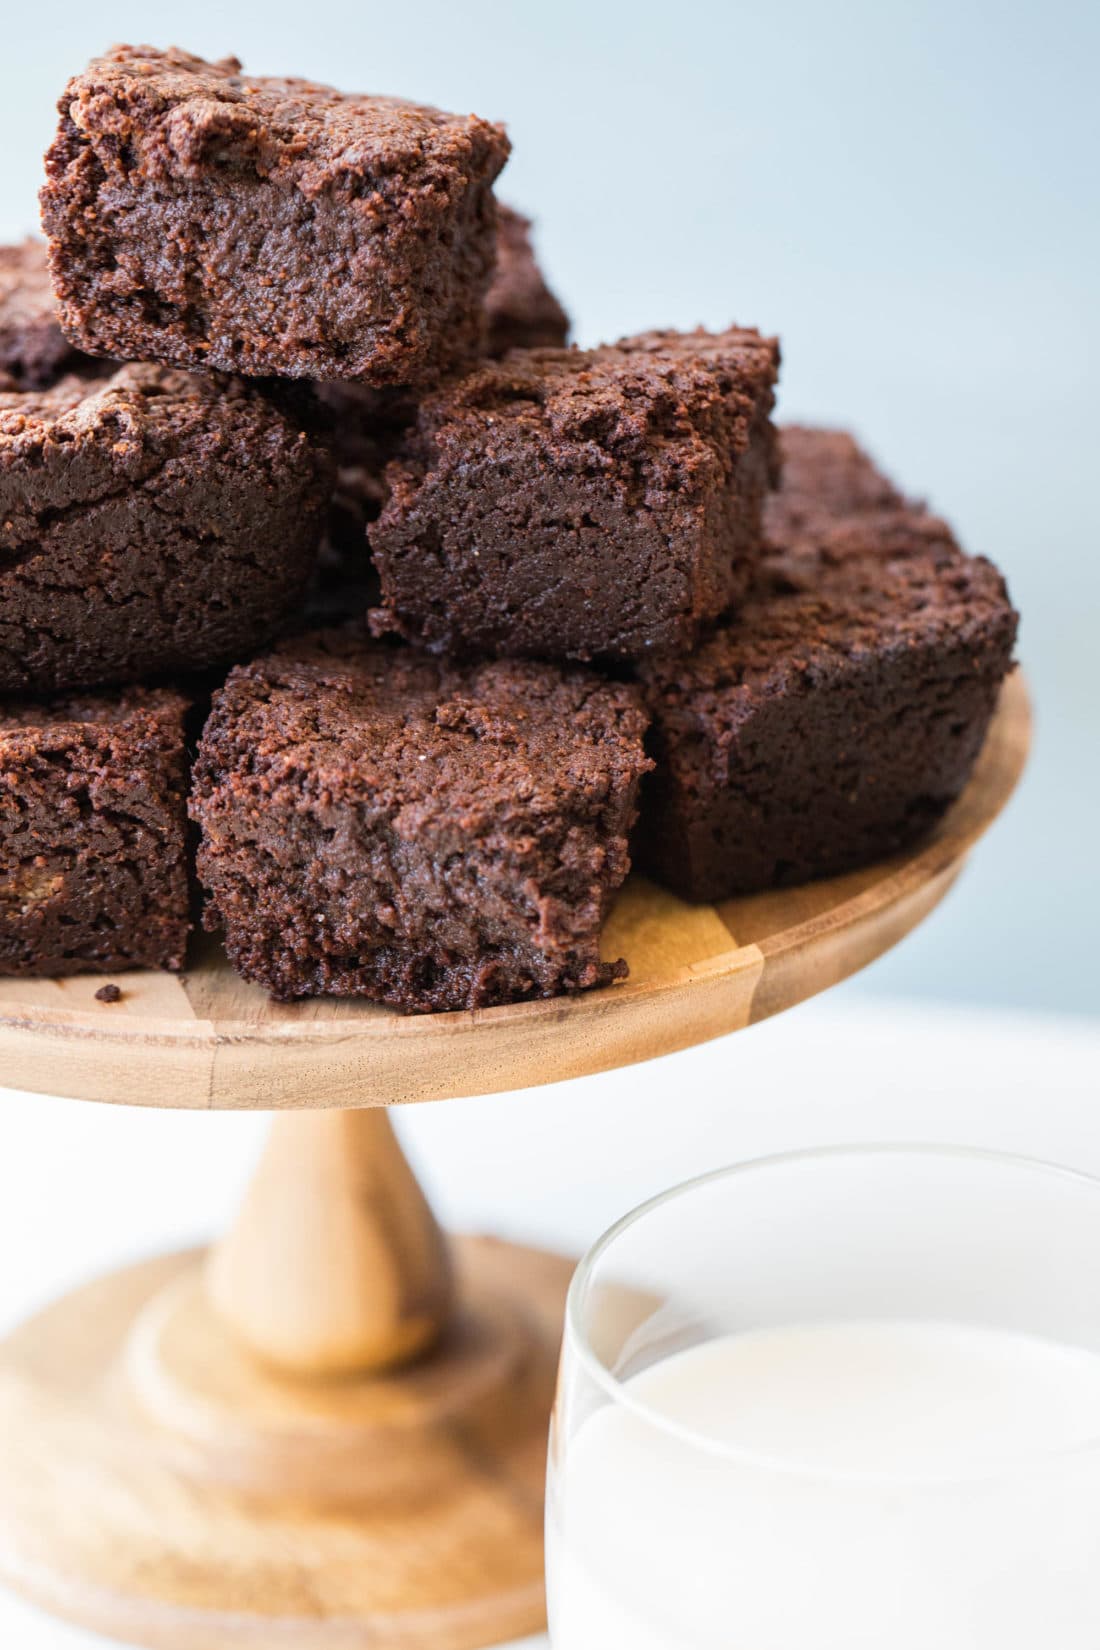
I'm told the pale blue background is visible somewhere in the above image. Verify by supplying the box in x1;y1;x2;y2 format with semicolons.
3;0;1097;1015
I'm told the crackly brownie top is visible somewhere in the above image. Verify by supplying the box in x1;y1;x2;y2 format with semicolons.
195;629;651;821
399;324;779;477
0;239;90;389
56;45;510;189
0;683;189;778
0;361;326;534
486;206;569;354
641;426;1016;709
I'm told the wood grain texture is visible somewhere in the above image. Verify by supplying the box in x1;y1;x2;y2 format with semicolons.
0;1237;573;1650
0;674;1029;1109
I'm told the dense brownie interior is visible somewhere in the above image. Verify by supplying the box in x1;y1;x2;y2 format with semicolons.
191;630;652;1011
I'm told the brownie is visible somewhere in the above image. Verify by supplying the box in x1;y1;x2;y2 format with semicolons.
0;239;97;390
486;206;569;355
191;630;652;1012
368;325;780;664
41;45;510;385
0;685;190;974
0;362;333;694
635;426;1019;902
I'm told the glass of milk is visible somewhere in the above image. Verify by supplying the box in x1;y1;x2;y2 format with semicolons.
546;1146;1100;1649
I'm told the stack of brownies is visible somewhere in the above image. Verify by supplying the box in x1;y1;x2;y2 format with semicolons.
0;45;1018;1011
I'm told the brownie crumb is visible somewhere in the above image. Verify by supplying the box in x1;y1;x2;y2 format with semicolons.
95;983;122;1003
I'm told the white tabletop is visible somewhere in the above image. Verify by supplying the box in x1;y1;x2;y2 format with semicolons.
1;988;1097;1648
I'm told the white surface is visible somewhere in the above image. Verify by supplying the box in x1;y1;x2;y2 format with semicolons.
548;1324;1100;1648
1;987;1098;1647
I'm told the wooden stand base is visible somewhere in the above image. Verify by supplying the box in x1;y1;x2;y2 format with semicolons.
0;1236;572;1650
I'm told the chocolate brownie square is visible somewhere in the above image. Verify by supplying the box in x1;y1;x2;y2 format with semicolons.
0;362;332;693
0;685;190;974
41;46;511;385
0;239;97;390
368;326;780;664
635;426;1019;902
486;206;569;356
191;630;652;1011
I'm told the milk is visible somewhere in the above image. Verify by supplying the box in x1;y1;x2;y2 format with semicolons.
547;1320;1100;1648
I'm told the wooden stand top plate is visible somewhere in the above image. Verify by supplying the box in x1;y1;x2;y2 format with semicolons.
0;674;1029;1111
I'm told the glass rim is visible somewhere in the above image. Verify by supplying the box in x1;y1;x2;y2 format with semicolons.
564;1143;1100;1488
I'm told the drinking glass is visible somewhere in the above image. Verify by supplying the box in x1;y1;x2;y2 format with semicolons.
546;1146;1100;1649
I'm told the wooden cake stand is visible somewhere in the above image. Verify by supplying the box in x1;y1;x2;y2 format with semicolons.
0;674;1029;1650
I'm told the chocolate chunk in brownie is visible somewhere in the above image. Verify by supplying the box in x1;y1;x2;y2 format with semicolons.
191;630;652;1012
0;685;191;974
0;239;97;390
486;206;569;356
368;325;780;664
634;426;1019;902
41;45;510;385
0;362;333;694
